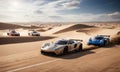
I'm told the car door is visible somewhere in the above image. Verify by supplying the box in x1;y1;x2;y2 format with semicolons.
68;40;76;51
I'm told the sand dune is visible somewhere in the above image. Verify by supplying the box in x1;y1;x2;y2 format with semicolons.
0;22;44;30
45;24;94;34
76;28;119;35
76;28;101;35
0;22;23;30
44;24;73;34
54;24;95;34
36;28;47;32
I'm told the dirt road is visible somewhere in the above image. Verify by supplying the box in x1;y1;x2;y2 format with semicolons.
0;23;120;72
0;44;120;72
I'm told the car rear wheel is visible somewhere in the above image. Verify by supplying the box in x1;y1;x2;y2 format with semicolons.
105;40;110;46
37;34;40;36
7;33;9;35
18;34;20;36
28;33;30;36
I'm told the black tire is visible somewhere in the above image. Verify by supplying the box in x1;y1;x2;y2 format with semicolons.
41;51;45;54
99;40;106;47
77;44;83;52
37;34;40;36
7;33;9;35
74;44;77;48
105;40;110;46
16;34;20;36
18;34;20;36
63;46;68;55
28;33;30;36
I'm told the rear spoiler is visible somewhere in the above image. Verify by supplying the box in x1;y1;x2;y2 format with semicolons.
71;39;83;42
97;35;110;37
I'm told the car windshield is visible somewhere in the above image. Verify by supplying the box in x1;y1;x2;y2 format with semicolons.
95;36;104;40
33;31;37;33
55;40;68;45
11;30;16;33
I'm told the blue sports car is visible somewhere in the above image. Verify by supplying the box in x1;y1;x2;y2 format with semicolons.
88;35;110;46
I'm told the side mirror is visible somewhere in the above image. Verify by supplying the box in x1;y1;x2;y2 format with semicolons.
89;38;92;41
80;40;83;42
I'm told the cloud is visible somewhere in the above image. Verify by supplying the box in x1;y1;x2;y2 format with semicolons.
108;12;120;19
49;16;62;18
0;0;120;22
45;0;81;10
38;0;81;11
51;12;120;22
62;0;81;9
34;10;43;14
0;0;81;22
92;12;120;22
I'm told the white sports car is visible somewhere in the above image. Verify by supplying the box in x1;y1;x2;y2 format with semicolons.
28;30;40;36
7;30;20;36
41;39;83;55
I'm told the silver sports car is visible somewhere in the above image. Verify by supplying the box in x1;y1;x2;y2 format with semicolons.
41;39;83;55
28;30;40;36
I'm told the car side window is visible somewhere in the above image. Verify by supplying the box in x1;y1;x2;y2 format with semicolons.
95;37;104;40
68;40;74;44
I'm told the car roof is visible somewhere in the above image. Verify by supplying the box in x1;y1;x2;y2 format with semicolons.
57;39;75;42
95;36;104;37
58;39;70;41
94;36;104;39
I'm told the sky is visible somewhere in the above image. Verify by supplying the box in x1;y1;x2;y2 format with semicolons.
0;0;120;22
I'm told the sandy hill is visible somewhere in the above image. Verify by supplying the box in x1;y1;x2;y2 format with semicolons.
0;22;41;30
0;22;23;30
45;24;74;34
53;24;95;34
77;28;120;37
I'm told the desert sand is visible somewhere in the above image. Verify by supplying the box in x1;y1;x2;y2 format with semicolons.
0;22;120;72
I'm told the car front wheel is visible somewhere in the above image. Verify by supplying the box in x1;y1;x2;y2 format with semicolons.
63;46;68;55
77;44;83;52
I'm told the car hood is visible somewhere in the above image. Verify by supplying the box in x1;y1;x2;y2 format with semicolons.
41;43;65;51
92;39;100;42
